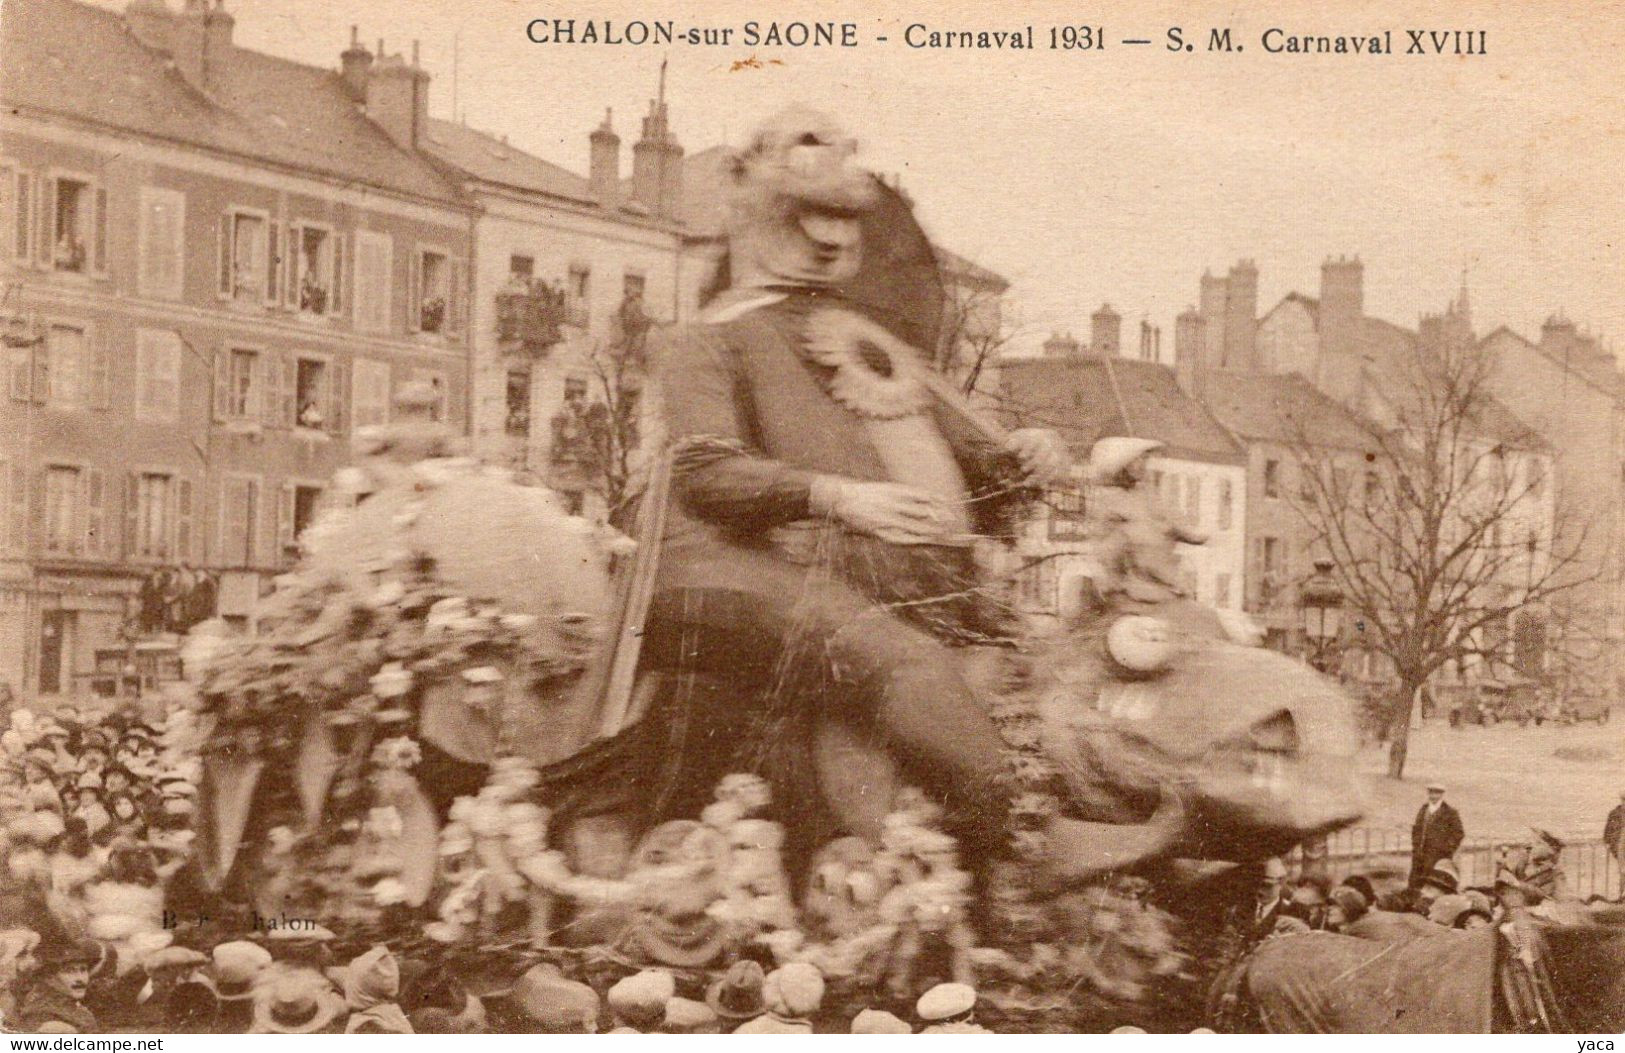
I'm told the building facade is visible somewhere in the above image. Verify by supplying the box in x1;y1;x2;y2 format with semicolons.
999;328;1247;628
1;0;474;699
424;96;718;520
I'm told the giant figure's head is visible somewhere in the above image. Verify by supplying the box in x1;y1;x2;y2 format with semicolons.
724;107;879;289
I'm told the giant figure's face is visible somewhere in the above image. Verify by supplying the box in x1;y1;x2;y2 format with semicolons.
726;107;877;288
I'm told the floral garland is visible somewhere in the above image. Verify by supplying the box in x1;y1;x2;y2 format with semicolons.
801;308;930;420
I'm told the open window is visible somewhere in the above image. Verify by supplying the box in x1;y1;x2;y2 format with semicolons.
219;209;270;303
292;485;321;543
295;224;337;315
225;348;259;419
50;176;99;274
295;357;329;430
506;368;532;437
416;249;449;333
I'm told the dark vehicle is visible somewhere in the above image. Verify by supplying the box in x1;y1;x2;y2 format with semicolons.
1448;677;1539;728
1557;690;1612;726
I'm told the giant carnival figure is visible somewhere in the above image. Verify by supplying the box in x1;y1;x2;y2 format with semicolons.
186;108;1401;1029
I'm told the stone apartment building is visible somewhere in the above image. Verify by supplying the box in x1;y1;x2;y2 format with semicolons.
1478;316;1625;697
425;86;722;519
0;0;474;698
1183;256;1562;686
999;316;1247;627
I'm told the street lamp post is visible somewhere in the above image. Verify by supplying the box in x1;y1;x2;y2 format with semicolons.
1297;558;1346;884
1300;558;1346;676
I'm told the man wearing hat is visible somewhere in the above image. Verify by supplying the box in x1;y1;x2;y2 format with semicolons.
249;970;345;1034
1415;858;1460;916
1408;782;1463;891
706;959;766;1027
15;937;100;1033
1503;828;1571;906
1604;791;1625;872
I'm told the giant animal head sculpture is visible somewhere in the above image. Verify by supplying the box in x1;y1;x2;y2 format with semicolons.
1033;604;1365;864
724;107;878;290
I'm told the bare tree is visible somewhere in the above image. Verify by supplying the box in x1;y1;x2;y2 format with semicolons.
1284;335;1592;778
936;273;1017;399
581;292;652;518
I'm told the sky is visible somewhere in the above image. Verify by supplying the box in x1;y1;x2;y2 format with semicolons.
107;0;1625;358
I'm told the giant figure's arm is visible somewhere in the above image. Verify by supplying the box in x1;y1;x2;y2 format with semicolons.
656;324;820;533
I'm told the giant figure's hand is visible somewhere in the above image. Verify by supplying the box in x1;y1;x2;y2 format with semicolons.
1005;428;1069;487
810;477;961;546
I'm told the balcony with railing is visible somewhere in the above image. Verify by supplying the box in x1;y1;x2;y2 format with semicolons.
494;278;589;353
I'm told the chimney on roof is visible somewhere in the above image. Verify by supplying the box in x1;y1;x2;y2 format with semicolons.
631;60;684;219
589;109;621;209
1223;259;1259;370
1319;255;1365;359
1043;332;1082;358
340;25;373;101
1198;269;1229;370
365;39;430;152
1174;305;1205;395
1090;304;1121;356
166;0;234;96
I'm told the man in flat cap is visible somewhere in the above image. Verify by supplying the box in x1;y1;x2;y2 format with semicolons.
1408;781;1463;892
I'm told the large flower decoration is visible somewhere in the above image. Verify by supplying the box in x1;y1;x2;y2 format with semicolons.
801;309;929;420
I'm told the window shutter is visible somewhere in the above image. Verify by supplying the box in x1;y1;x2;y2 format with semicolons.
85;468;104;557
328;360;350;435
262;351;285;428
8;345;30;401
266;222;280;305
12;170;30;261
122;472;140;559
29;469;45;551
31;340;49;405
277;482;294;556
211;349;229;421
0;167;12;261
283;224;298;309
446;257;465;339
10;464;28;551
330;232;345;317
176;476;195;562
89;326;111;410
407;248;421;332
280;357;297;427
36;176;53;267
218;212;233;297
92;186;108;274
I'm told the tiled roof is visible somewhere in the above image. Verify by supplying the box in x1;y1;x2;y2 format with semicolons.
1201;371;1376;451
1000;355;1244;464
2;0;465;205
422;118;592;203
934;245;1009;292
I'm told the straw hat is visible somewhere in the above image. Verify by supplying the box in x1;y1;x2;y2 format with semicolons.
851;1008;912;1034
250;971;345;1034
916;981;976;1023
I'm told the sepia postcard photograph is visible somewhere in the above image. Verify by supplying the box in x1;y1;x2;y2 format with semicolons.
0;0;1622;1036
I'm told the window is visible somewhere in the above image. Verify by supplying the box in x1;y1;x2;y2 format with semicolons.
623;272;646;299
1263;458;1281;499
137;187;185;299
407;368;448;422
133;472;172;559
509;254;534;278
43;324;100;409
1183;476;1201;525
220;476;260;567
1049;488;1087;541
44;465;81;553
564;375;587;401
49;176;104;274
352;358;391;430
1217;479;1233;531
1215;573;1233;610
293;224;338;315
1;164;20;260
278;483;324;558
1260;536;1283;604
295;358;329;429
353;230;393;333
567;264;591;327
1364;471;1381;506
224;348;260;420
135;329;181;422
219;209;270;302
414;248;450;334
1019;557;1059;610
1299;465;1317;501
506;368;532;437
